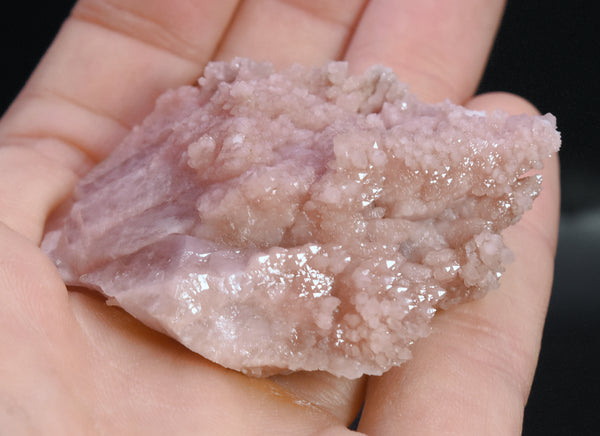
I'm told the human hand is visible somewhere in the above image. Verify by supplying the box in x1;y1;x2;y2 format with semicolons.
0;0;560;434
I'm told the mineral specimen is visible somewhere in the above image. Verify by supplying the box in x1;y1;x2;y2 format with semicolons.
41;59;560;378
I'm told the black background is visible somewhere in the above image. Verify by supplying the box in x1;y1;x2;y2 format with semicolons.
1;1;598;434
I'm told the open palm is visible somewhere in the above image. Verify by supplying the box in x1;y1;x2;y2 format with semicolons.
0;1;559;434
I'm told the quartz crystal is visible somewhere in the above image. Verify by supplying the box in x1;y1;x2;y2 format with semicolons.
42;59;560;378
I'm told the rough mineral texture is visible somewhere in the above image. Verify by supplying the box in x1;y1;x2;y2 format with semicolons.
42;59;560;378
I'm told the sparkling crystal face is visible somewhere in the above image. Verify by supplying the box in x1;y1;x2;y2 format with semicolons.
42;59;560;378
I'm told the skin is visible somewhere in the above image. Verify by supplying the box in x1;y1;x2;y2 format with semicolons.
0;0;560;434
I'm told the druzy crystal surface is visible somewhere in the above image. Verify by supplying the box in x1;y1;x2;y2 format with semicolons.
42;59;560;378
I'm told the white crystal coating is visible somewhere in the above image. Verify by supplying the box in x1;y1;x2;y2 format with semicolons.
42;59;560;378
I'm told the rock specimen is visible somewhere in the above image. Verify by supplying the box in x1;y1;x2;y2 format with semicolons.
41;59;560;378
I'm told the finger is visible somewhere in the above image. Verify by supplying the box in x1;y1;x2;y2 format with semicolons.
344;0;505;103
357;93;560;435
214;0;366;67
0;0;239;240
0;225;98;434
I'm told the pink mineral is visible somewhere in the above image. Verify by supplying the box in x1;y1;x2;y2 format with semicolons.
41;59;560;378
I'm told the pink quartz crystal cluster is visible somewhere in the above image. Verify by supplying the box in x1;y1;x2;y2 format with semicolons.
42;59;560;378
